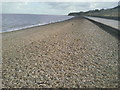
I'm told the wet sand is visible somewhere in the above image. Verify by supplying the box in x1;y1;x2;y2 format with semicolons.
2;17;118;88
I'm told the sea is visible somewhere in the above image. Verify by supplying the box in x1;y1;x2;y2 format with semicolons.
1;14;73;33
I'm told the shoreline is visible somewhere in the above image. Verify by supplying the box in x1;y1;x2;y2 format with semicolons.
2;17;118;88
1;17;74;34
1;14;74;34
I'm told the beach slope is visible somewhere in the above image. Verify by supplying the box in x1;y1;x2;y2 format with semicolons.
2;17;118;88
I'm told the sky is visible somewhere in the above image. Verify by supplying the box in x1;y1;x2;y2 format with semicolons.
2;2;119;15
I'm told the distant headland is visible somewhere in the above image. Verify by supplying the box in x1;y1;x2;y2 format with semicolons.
68;5;120;20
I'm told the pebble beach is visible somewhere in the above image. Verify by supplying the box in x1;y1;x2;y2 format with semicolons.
2;17;118;88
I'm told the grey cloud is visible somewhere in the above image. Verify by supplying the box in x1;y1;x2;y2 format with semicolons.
2;2;118;15
45;2;118;11
47;2;90;9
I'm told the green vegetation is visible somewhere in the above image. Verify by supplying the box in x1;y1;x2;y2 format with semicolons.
68;5;120;18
